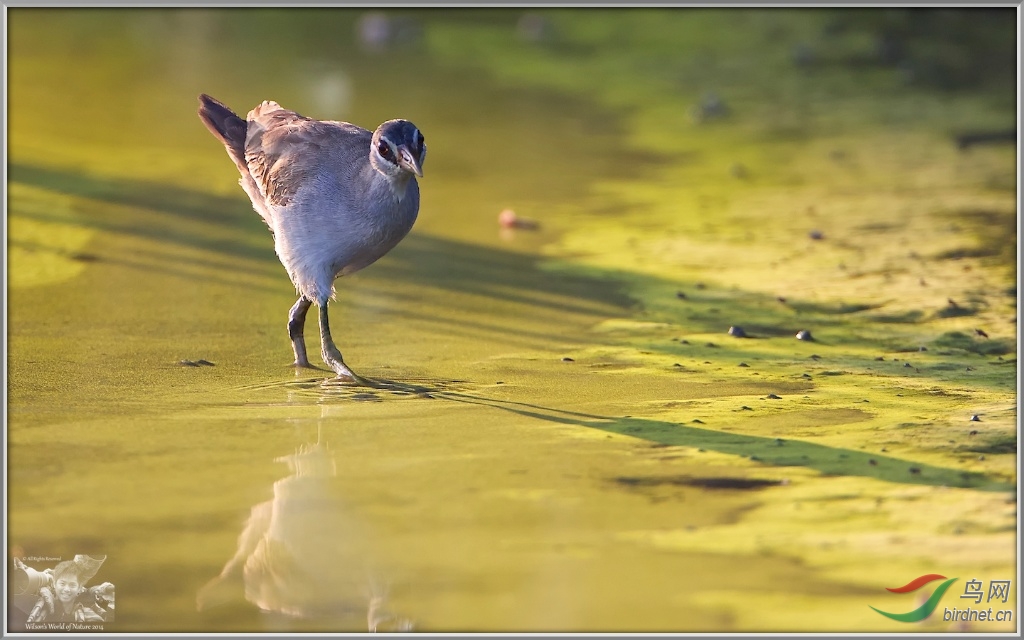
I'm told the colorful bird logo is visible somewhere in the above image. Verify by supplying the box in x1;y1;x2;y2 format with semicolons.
871;574;959;623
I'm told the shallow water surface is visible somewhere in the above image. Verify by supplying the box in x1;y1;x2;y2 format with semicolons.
6;8;1017;633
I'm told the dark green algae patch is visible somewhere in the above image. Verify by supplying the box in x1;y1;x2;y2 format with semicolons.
6;8;1017;633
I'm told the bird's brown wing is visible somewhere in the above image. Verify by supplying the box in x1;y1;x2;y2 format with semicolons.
244;102;368;208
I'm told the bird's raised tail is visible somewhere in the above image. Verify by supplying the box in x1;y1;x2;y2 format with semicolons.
197;94;248;173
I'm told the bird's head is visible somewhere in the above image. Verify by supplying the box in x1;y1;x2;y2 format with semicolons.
370;119;426;180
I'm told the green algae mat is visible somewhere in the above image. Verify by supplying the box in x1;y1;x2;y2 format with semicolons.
6;8;1018;633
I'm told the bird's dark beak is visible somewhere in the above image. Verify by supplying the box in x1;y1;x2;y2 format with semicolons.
397;146;423;177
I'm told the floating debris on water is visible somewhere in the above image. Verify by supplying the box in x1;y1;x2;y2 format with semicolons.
809;229;825;240
690;91;730;123
766;393;782;399
498;208;540;230
561;357;575;363
179;359;215;367
728;326;748;338
795;329;813;341
516;12;555;42
970;414;981;422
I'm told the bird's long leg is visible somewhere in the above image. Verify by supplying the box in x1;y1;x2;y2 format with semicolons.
318;302;370;384
288;296;314;368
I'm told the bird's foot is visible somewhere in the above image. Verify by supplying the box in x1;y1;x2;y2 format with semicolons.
331;365;373;387
321;349;373;386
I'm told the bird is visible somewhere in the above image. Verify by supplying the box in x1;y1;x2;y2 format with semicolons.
197;94;426;384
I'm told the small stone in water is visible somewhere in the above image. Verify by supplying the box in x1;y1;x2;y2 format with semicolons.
738;362;749;367
766;393;781;399
498;208;540;230
809;229;825;240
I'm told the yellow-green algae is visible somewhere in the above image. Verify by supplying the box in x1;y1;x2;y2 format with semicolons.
7;8;1017;633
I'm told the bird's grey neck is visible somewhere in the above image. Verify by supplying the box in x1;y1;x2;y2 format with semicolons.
379;171;414;203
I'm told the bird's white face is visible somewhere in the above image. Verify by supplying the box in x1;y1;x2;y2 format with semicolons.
371;121;426;179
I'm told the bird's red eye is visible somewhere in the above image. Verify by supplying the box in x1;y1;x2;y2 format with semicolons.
377;141;393;160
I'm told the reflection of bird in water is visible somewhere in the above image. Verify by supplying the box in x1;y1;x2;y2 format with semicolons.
197;431;412;632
